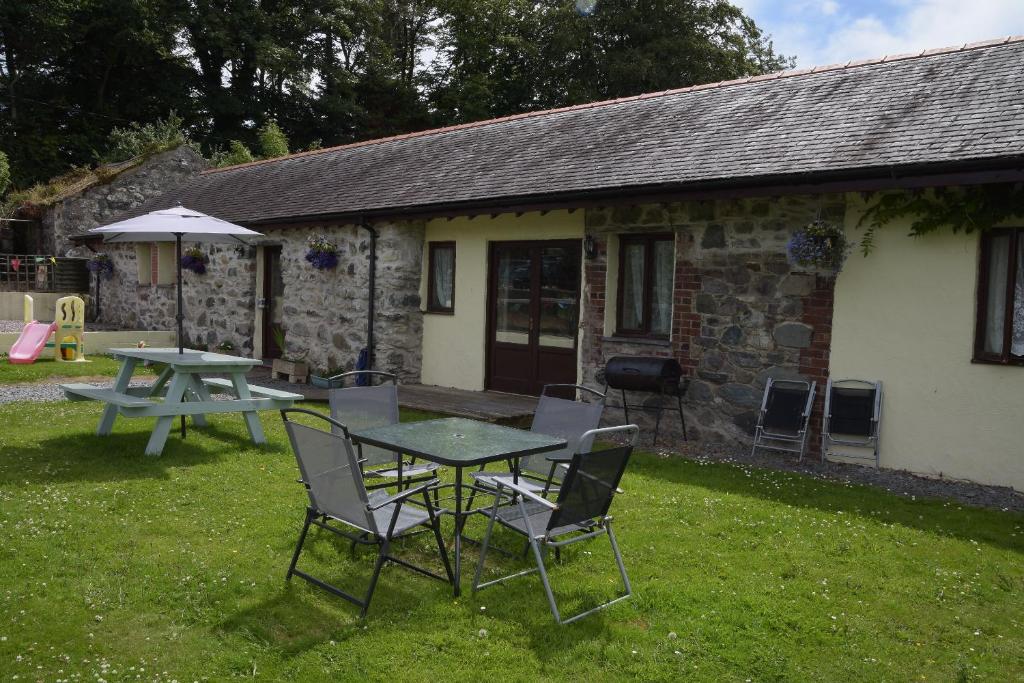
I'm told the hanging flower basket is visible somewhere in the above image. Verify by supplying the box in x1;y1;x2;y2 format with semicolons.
305;234;339;270
181;246;209;274
787;220;850;273
86;253;114;279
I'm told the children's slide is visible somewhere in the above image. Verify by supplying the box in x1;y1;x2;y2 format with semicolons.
8;321;58;364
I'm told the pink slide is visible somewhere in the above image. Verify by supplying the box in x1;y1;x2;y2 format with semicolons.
8;321;57;364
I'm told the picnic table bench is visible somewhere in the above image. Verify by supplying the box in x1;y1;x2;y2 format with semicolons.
62;348;302;456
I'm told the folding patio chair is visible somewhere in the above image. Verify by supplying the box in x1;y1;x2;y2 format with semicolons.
326;370;439;490
471;424;638;625
822;378;883;467
750;378;817;461
281;408;452;618
469;384;606;505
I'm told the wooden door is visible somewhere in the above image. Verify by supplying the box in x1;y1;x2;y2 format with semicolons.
486;240;582;396
261;246;284;359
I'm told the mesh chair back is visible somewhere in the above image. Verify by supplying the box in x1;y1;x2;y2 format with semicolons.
523;394;605;479
284;419;376;533
329;384;401;468
547;444;633;532
829;384;877;436
762;380;812;433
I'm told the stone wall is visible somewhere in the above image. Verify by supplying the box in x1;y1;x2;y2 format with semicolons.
96;241;256;354
581;196;843;449
97;220;425;383
42;146;208;256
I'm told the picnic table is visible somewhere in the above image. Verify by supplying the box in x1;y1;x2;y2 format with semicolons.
61;347;302;456
351;417;566;596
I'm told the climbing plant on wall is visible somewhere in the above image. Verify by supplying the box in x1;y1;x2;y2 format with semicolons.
857;183;1024;254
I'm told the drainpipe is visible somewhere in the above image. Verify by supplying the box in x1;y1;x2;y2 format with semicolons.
359;218;378;370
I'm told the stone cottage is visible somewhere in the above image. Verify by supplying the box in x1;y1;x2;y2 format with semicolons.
99;38;1024;489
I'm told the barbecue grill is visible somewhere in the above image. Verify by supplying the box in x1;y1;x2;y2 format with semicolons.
604;356;689;444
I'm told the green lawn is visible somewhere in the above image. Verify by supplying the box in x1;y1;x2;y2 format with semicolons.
0;401;1021;681
0;354;157;384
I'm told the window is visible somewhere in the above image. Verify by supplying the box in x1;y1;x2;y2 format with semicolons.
427;241;455;313
975;229;1024;364
616;233;674;337
135;244;152;284
155;243;177;285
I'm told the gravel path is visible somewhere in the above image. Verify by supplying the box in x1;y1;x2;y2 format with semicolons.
0;378;156;404
659;441;1024;513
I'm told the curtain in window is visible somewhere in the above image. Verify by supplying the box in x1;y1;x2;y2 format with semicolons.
621;243;644;329
432;247;454;309
650;239;674;335
1013;238;1024;357
984;234;1010;355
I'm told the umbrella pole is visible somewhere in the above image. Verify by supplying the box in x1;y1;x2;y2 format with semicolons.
176;234;186;440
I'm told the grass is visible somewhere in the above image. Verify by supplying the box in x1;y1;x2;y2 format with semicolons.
0;400;1021;681
0;355;156;384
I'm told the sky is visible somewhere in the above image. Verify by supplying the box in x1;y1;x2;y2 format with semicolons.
734;0;1024;67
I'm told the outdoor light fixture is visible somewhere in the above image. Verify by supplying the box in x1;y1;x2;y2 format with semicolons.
584;234;597;259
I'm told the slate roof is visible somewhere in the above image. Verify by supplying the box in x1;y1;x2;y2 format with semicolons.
140;37;1024;225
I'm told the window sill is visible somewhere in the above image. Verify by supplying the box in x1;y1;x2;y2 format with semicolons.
601;335;671;347
423;309;455;316
970;356;1024;367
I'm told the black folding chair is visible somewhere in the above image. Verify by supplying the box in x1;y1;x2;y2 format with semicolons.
281;408;452;618
750;378;817;461
822;379;883;467
472;425;638;625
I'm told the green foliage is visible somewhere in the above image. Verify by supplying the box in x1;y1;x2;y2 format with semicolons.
103;112;190;163
213;141;256;168
0;150;10;196
858;184;1024;254
0;400;1022;680
257;120;290;158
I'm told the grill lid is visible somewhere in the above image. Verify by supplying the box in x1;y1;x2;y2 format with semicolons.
604;355;683;392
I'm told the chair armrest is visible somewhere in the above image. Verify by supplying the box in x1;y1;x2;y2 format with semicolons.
494;479;558;510
366;479;439;510
545;454;574;462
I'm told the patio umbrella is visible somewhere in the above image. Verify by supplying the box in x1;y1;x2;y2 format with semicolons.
89;206;263;354
90;207;263;441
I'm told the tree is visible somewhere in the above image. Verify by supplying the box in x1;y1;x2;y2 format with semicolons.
429;0;792;122
216;141;255;167
0;149;9;195
258;120;290;158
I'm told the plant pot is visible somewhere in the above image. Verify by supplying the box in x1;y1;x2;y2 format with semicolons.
271;358;309;384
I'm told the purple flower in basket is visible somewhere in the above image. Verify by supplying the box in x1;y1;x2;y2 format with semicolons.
86;253;114;279
786;220;848;272
305;234;340;270
181;247;208;274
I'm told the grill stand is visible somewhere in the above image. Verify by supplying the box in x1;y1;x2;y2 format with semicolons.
614;382;688;446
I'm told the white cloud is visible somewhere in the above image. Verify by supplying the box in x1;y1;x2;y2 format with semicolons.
820;1;841;16
739;0;1024;67
813;0;1024;65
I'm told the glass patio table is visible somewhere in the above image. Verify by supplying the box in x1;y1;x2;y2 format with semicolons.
351;417;566;596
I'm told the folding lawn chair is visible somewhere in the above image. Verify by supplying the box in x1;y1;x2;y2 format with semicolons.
281;408;452;618
750;378;817;461
822;379;883;467
468;384;606;506
326;370;439;490
471;424;638;625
